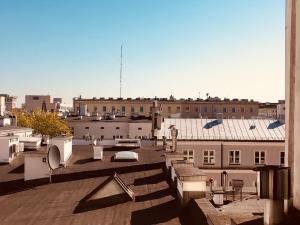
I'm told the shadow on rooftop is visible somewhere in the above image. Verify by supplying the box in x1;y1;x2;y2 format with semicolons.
133;171;166;186
135;187;173;202
74;157;94;165
131;199;180;225
9;164;24;174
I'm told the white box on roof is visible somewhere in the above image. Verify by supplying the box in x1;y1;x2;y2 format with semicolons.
49;136;73;165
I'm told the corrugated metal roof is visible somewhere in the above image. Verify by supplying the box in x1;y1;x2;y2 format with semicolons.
157;118;285;141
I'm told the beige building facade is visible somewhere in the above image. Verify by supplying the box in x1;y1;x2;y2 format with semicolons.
24;95;58;113
73;97;259;119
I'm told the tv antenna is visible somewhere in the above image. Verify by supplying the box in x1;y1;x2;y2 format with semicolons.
119;45;123;98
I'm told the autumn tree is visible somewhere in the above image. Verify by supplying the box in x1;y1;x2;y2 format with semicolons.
13;109;71;138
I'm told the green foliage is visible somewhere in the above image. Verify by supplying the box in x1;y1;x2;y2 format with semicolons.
13;109;71;138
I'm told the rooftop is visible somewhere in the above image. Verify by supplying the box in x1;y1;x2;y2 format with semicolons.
158;118;285;141
0;146;189;225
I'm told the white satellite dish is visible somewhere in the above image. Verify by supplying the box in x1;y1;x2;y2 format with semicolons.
47;145;61;170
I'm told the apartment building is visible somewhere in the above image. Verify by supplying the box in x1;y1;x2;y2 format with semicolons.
73;96;259;119
157;118;285;188
258;102;277;119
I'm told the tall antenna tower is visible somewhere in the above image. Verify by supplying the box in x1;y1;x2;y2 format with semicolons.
119;45;123;98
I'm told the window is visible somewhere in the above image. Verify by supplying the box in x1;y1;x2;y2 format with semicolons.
176;106;181;112
121;106;126;112
131;106;135;113
168;106;171;113
241;107;245;113
232;107;236;113
280;152;285;165
140;106;144;112
103;106;106;112
203;107;207;113
85;127;89;129
223;107;227;113
203;150;215;165
185;106;190;112
183;149;194;162
112;106;115;112
101;135;104;140
229;150;240;165
100;127;104;129
116;127;120;130
195;107;199;113
113;135;115;139
255;151;266;165
250;107;253;113
94;106;97;112
33;96;39;100
138;127;142;130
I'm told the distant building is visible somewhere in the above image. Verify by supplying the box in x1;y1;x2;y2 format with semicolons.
73;96;259;119
0;95;5;116
258;102;277;119
277;100;285;123
67;116;152;140
24;95;70;113
0;94;17;114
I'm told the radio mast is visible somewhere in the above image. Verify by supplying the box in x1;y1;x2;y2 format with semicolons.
119;45;123;98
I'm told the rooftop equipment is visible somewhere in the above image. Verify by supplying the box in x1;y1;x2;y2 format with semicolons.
114;151;138;161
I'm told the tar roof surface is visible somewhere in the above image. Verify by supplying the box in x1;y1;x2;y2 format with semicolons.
0;146;187;225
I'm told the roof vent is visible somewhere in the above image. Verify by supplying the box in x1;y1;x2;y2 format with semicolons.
250;125;256;130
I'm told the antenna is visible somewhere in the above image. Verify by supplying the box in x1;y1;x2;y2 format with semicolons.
119;45;123;98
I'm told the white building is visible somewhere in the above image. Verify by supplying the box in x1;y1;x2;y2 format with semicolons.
0;136;23;163
68;117;152;141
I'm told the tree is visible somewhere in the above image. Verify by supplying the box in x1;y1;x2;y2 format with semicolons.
13;109;71;138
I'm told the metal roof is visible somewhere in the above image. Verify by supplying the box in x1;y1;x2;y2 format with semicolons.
157;118;285;141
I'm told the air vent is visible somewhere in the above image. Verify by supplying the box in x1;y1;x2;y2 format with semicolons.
250;125;256;130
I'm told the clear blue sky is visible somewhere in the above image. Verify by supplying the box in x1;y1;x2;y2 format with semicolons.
0;0;285;106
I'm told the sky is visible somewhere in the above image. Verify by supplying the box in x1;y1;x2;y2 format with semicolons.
0;0;285;106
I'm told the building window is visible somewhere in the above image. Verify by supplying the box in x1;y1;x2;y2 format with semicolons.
232;107;236;113
116;127;120;130
101;135;104;140
183;149;194;162
100;127;104;129
94;106;97;112
131;106;135;113
85;127;89;129
168;106;171;113
250;107;253;113
223;107;227;113
229;150;240;165
203;150;215;165
241;107;245;113
140;106;144;113
33;96;39;100
121;106;126;112
185;106;190;112
176;106;181;112
280;152;285;165
113;135;115;139
195;107;199;113
138;127;142;130
255;151;266;165
103;106;106;112
112;106;115;112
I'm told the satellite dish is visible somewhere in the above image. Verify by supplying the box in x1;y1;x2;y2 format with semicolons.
47;145;61;170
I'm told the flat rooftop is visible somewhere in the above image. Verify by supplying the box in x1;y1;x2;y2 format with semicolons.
0;146;188;225
66;116;152;123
